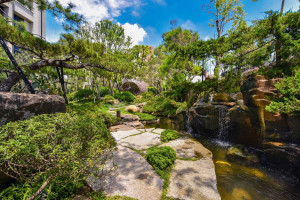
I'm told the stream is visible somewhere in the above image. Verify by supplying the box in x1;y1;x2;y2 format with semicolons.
146;118;300;200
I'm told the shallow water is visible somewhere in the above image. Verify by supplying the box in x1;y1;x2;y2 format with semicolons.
146;118;300;200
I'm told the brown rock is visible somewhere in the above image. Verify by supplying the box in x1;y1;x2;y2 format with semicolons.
108;99;120;105
125;105;140;113
0;92;66;126
121;114;140;121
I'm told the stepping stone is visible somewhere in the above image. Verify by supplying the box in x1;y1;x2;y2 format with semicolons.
121;114;140;122
167;159;221;200
124;121;144;129
152;128;165;134
109;124;135;132
119;132;161;150
160;138;212;159
111;129;142;141
145;128;155;132
89;145;163;200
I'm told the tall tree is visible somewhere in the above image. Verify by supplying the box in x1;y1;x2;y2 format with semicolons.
203;0;245;78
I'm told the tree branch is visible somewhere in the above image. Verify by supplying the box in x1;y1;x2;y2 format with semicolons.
27;176;52;200
28;59;119;73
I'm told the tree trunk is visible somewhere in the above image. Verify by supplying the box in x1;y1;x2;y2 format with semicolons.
0;72;20;92
281;0;285;13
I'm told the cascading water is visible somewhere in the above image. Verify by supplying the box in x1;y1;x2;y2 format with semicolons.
217;106;230;141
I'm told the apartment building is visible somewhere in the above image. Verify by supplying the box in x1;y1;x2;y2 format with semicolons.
0;0;46;52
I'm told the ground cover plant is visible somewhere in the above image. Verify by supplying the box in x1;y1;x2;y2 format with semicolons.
146;146;177;198
0;113;116;199
160;129;180;142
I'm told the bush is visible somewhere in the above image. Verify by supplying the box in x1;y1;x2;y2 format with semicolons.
135;112;157;121
114;91;136;102
266;68;300;114
74;89;93;100
142;97;181;116
67;101;118;126
101;95;115;104
0;113;116;199
160;129;180;142
148;87;158;94
146;146;176;172
99;86;110;97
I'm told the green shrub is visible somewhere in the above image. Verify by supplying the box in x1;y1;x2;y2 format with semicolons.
148;87;158;94
67;101;118;126
146;146;176;172
135;112;157;121
114;91;136;102
142;97;181;116
67;91;77;101
74;89;93;100
266;68;300;114
99;86;110;97
101;95;115;104
160;129;180;142
0;113;116;199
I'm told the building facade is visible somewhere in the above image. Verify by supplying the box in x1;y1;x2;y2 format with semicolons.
0;0;46;52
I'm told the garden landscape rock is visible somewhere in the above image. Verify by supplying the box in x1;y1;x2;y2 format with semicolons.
0;92;66;126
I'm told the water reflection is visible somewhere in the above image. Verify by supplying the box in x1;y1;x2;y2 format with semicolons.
147;118;300;200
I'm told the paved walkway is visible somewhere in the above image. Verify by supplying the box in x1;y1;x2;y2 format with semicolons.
88;126;221;200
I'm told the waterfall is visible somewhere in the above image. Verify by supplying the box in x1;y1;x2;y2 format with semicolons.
217;106;230;141
183;112;193;134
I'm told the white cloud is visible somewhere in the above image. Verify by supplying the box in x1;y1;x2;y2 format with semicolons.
181;20;197;31
51;0;142;23
122;23;147;46
204;35;210;41
47;33;61;43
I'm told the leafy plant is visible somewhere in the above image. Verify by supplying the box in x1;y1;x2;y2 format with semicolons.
101;95;115;104
148;87;159;94
100;86;110;97
74;89;93;101
134;112;157;121
142;97;182;116
114;91;136;102
160;129;180;142
0;113;116;199
266;68;300;114
146;146;176;172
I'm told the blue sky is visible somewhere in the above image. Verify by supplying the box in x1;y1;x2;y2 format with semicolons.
46;0;299;47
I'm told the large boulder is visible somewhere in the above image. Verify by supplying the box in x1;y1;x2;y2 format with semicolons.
121;79;148;95
0;92;66;126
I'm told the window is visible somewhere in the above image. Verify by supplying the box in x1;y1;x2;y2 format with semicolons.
0;6;5;16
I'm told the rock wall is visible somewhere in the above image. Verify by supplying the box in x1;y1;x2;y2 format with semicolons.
187;75;300;146
186;75;300;177
0;92;66;126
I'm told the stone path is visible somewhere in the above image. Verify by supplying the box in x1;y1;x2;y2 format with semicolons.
88;126;221;200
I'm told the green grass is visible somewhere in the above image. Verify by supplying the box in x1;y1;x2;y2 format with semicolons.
134;112;158;121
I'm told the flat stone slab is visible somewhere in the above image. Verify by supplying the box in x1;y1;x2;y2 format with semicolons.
160;138;212;159
152;128;165;134
119;132;161;150
89;145;163;200
111;129;142;141
167;159;221;200
109;124;135;132
123;121;144;129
